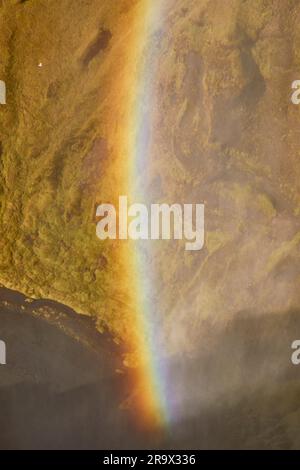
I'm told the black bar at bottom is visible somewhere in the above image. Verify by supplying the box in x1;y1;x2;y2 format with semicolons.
0;450;298;465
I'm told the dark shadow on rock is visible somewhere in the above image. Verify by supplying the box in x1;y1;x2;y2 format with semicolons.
81;29;112;67
0;290;151;449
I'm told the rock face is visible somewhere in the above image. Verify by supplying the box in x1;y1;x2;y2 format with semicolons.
0;0;140;341
1;0;300;449
1;0;300;411
146;0;300;355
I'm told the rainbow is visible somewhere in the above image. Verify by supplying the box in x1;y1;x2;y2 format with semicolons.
122;0;172;428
